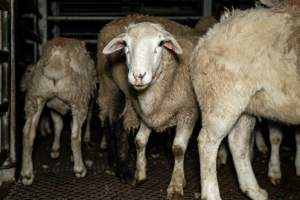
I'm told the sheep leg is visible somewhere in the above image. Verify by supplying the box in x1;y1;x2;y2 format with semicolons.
40;113;52;136
249;128;255;162
217;141;228;167
268;123;282;185
104;117;118;172
116;128;133;183
100;132;107;150
134;122;151;185
167;118;195;200
255;127;268;156
198;119;230;200
71;107;87;178
228;114;267;200
50;111;63;159
295;127;300;176
21;98;45;185
198;89;259;200
106;116;132;182
83;101;93;144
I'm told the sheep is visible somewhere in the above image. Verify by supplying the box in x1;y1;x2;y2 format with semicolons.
97;14;199;184
100;15;199;199
21;37;97;185
190;4;300;200
254;122;300;184
20;63;95;159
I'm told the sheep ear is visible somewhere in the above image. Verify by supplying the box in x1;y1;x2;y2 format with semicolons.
103;34;126;54
163;34;183;55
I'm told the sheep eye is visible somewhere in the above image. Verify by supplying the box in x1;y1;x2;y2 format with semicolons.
123;41;127;47
158;41;165;47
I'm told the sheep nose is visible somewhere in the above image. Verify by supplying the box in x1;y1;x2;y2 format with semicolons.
133;72;147;81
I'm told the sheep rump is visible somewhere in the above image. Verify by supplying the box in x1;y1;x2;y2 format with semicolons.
21;37;96;185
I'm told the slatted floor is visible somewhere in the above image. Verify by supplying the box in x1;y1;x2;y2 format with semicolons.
3;130;300;200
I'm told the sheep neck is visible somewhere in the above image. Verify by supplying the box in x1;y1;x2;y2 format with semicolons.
135;50;176;117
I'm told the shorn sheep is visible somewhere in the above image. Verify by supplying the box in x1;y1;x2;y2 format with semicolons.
21;37;97;185
20;64;94;159
190;4;300;200
97;14;198;184
101;15;199;199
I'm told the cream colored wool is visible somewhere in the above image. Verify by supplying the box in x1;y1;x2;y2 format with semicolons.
191;5;300;200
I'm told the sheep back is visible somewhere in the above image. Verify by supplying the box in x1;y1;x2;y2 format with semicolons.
25;37;97;116
191;5;300;124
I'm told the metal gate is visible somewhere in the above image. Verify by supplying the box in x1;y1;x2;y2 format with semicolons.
0;0;15;184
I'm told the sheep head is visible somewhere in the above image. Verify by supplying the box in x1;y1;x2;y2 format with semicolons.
103;22;182;90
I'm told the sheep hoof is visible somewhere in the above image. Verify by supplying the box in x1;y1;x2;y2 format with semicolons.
200;194;221;200
242;187;268;200
132;178;146;187
50;150;60;159
167;190;184;200
75;166;87;178
269;176;281;185
268;166;281;185
21;174;34;186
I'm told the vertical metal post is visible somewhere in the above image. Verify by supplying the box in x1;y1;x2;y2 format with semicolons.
2;10;9;152
0;0;16;184
32;14;38;62
38;0;47;54
202;0;212;16
10;0;16;164
51;1;60;37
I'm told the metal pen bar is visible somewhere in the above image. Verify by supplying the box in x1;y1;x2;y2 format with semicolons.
10;0;16;163
202;0;212;17
47;15;202;21
62;32;98;36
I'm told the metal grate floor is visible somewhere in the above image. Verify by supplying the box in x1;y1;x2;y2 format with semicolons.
4;130;300;200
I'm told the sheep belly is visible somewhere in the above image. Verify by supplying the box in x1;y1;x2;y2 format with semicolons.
247;84;300;125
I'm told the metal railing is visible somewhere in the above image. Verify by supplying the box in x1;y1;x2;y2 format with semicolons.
0;0;16;184
38;0;208;49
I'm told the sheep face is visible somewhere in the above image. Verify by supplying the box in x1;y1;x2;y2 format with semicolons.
103;22;182;90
